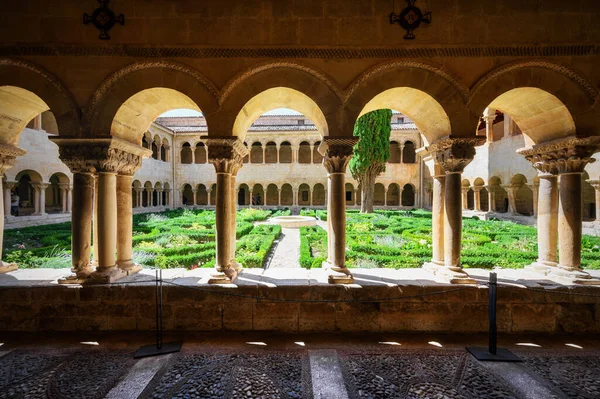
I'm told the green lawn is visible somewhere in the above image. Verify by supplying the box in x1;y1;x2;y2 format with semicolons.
3;208;289;269
5;209;600;270
300;210;600;270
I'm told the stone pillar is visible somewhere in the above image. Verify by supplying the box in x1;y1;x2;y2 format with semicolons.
429;137;484;284
529;173;559;273
293;189;298;206
530;183;539;217
192;188;198;206
486;186;496;212
473;186;482;211
248;189;252;206
206;138;248;284
504;184;519;215
3;182;15;218
586;180;600;221
320;138;358;284
482;108;497;142
146;189;153;207
424;173;445;270
384;188;388;206
310;144;314;164
276;144;280;163
461;187;469;210
32;184;40;215
117;173;141;275
92;175;99;266
38;183;48;215
262;145;266;164
135;188;143;208
398;188;403;208
67;185;72;213
278;188;282;206
0;147;25;273
399;144;404;163
230;174;241;272
518;136;600;284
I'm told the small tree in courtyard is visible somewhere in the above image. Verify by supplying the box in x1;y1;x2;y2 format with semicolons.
349;109;392;213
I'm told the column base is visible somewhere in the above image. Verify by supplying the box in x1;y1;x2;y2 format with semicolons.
0;262;18;274
231;261;243;273
435;266;476;285
524;261;556;276
58;274;90;285
422;261;444;273
207;268;239;284
117;260;142;275
87;266;127;284
322;261;354;284
550;267;600;285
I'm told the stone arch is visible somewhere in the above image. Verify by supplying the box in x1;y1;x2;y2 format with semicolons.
0;59;80;146
469;61;597;143
474;177;488;211
238;183;250;206
132;179;142;207
345;183;355;205
402;183;416;207
85;61;218;145
511;174;533;215
153;182;162;206
47;172;69;211
387;183;400;206
181;183;194;206
15;170;42;215
163;182;170;205
313;183;325;206
194;142;207;164
197;184;208;205
209;183;217;204
280;184;293;206
151;135;160;159
181;142;193;164
298;141;312;164
265;142;277;164
345;61;469;144
402;141;416;163
252;184;264;205
374;183;386;206
389;141;401;164
250;142;263;163
219;63;341;139
298;183;311;206
489;176;508;213
161;137;170;161
266;184;279;205
279;141;292;163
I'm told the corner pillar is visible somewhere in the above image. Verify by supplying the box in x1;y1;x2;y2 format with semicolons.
0;146;26;273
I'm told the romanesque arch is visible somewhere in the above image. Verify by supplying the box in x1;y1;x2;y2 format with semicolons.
266;184;279;205
0;59;80;146
181;142;193;164
387;183;401;206
402;184;416;207
469;61;598;143
84;61;218;145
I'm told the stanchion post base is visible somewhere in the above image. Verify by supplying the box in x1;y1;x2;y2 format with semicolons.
466;347;522;362
134;341;182;359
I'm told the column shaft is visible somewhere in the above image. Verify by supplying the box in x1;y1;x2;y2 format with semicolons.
595;188;600;221
70;173;94;277
33;187;40;214
39;185;46;214
3;187;10;217
535;175;558;268
215;172;233;272
444;172;462;269
61;188;67;213
474;189;481;211
431;175;445;265
558;173;582;271
92;176;99;265
230;175;239;269
329;173;346;268
116;174;139;273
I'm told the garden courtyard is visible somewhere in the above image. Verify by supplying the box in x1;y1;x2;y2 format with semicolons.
5;209;600;272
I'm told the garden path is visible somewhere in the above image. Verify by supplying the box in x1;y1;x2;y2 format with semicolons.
265;227;301;268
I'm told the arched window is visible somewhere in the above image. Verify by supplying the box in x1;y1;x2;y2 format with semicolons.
180;143;193;164
250;142;263;163
195;142;207;164
389;141;401;163
313;141;323;164
374;183;385;206
265;142;278;163
402;184;415;206
403;141;416;164
279;142;292;163
298;142;311;164
266;184;279;205
312;183;325;206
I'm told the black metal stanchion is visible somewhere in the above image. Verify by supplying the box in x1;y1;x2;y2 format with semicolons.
466;272;521;362
135;269;182;358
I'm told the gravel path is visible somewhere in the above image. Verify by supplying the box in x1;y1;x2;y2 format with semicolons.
265;227;301;268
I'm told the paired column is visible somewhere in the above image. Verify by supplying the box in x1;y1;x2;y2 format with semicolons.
0;147;25;273
321;138;358;284
426;137;484;284
486;185;496;212
3;181;16;218
206;138;248;284
473;186;482;211
504;184;519;215
519;136;600;284
116;173;141;275
461;187;469;210
424;171;445;269
586;180;600;221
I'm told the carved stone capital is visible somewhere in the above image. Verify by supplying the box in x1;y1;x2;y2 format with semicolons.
318;138;359;174
517;136;600;175
472;186;484;192
3;181;17;190
428;137;485;173
52;138;151;175
587;180;600;190
206;137;248;175
0;144;26;174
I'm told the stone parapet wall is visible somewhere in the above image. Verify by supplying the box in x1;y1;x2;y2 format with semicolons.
1;271;599;333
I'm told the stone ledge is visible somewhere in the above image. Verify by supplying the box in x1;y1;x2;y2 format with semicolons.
1;267;600;333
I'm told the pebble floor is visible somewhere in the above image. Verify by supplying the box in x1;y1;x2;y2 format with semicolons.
0;332;599;398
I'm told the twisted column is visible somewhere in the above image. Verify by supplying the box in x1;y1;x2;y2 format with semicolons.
206;137;248;284
320;138;358;284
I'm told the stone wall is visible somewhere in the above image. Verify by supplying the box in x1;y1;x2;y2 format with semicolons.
1;282;599;333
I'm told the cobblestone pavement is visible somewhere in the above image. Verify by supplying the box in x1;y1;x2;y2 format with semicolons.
265;227;301;269
1;334;599;399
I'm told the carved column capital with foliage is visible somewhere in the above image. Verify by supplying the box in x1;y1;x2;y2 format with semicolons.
206;137;249;175
429;137;485;173
518;136;600;175
0;144;26;175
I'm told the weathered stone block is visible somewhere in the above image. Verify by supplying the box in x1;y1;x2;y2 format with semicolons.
511;304;557;333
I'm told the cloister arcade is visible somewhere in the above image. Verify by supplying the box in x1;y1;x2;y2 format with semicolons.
0;48;600;287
